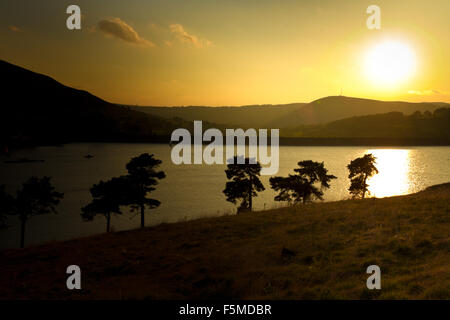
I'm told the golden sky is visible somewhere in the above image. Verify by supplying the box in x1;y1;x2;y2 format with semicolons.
1;0;449;106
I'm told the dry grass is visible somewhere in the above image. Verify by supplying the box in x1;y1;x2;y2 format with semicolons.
0;183;449;300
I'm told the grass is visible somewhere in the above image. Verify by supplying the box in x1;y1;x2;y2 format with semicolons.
0;183;449;300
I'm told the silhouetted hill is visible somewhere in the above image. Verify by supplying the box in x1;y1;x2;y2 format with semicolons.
132;96;446;128
1;60;448;148
277;96;445;126
282;108;450;139
0;60;191;146
129;103;306;128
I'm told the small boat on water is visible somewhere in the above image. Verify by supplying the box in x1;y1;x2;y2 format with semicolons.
84;154;94;159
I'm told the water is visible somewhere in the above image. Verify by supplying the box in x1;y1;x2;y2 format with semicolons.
0;143;449;249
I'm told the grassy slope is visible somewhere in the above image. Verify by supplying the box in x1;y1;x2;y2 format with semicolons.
0;184;449;300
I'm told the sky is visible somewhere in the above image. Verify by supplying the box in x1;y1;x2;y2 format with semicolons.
1;0;449;106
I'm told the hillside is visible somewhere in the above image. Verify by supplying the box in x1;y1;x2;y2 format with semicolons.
1;59;447;147
131;96;446;129
129;103;306;128
0;183;449;300
282;108;450;139
0;60;190;146
273;96;445;127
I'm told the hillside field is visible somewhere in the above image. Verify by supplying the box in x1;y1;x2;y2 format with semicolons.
0;183;449;300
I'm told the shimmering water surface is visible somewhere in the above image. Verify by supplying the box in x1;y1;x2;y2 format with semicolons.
0;144;449;249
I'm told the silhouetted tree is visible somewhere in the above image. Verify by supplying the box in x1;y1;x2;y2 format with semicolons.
270;160;337;204
8;177;63;248
411;110;422;119
81;177;130;232
423;110;432;118
124;153;166;228
0;185;13;229
223;156;265;212
347;154;378;199
433;107;450;118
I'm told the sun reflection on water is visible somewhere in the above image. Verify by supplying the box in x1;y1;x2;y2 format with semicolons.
366;149;411;198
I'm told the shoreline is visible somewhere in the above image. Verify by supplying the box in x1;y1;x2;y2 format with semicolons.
3;137;450;154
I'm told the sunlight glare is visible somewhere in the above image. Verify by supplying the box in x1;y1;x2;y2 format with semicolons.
366;149;411;197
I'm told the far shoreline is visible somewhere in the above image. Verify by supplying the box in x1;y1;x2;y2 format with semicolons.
3;136;450;153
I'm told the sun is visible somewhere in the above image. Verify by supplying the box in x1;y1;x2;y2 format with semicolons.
364;40;416;87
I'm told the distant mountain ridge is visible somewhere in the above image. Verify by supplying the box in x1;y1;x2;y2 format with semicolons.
282;96;446;127
0;59;448;148
127;103;306;128
131;96;446;128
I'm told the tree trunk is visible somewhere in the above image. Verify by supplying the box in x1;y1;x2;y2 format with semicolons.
140;204;145;228
20;219;26;248
248;176;253;211
106;212;111;232
362;175;367;199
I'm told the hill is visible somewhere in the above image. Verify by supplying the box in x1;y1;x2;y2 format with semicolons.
0;60;191;147
282;108;450;139
1;59;447;147
272;96;445;127
131;96;446;128
129;103;306;128
0;183;449;299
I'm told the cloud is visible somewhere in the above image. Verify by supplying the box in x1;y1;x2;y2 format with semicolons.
98;18;154;47
169;24;211;48
407;89;442;96
8;25;22;32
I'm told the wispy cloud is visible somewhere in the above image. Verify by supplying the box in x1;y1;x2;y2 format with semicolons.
169;24;211;48
408;89;442;96
8;25;22;32
98;18;154;47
